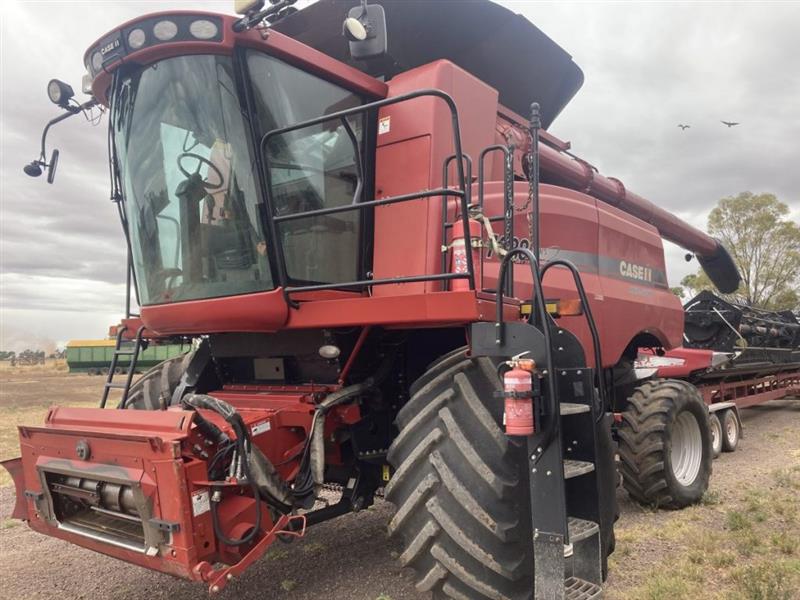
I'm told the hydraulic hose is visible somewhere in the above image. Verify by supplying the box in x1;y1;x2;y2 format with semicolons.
183;394;291;546
301;348;399;501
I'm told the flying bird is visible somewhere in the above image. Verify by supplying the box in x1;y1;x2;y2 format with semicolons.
721;121;740;127
677;124;691;130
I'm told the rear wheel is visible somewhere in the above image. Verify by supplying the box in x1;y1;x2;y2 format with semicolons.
709;412;723;459
386;355;533;600
124;352;193;410
721;409;740;452
618;379;712;509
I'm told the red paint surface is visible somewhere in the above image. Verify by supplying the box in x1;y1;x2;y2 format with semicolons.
87;12;386;105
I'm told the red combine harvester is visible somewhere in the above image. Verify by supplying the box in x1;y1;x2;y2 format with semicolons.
8;1;758;598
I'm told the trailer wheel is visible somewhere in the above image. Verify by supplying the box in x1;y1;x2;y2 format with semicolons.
386;355;533;600
618;379;712;509
720;409;740;452
124;352;193;410
709;412;722;459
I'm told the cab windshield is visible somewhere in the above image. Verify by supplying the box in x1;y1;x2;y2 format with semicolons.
112;54;272;305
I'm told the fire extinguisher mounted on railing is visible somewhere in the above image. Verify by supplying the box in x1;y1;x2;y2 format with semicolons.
496;352;543;436
447;206;509;291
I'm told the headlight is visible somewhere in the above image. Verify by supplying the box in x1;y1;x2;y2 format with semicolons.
153;20;178;41
127;28;146;49
91;51;103;72
189;19;218;40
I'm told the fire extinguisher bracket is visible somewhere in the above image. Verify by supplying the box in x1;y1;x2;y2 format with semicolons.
494;389;541;399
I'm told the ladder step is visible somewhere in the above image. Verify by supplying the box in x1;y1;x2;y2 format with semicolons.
104;383;129;389
114;350;138;356
560;402;590;416
568;517;600;542
564;459;595;479
565;576;602;600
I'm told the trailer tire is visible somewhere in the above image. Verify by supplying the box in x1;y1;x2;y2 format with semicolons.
618;379;712;509
720;409;740;452
124;352;193;410
709;412;722;459
386;355;534;600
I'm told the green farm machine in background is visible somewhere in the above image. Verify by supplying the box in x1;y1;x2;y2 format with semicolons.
65;339;191;375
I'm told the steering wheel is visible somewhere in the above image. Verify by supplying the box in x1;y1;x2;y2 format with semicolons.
178;152;225;191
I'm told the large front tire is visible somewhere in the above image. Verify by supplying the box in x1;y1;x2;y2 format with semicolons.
618;379;712;509
386;355;533;600
123;352;193;410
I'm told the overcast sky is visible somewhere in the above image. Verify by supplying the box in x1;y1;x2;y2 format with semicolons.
1;0;798;351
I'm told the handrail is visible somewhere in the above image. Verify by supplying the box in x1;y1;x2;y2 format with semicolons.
259;89;473;297
478;144;514;296
541;259;607;416
439;153;473;283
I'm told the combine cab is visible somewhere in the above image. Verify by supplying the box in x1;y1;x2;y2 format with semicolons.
7;1;748;598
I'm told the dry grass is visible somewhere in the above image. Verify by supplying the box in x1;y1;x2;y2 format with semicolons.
611;465;800;600
0;400;97;485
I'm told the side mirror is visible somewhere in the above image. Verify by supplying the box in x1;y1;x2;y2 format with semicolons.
344;3;387;60
46;149;59;184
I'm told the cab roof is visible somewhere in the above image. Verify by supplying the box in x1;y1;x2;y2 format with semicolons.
274;0;584;129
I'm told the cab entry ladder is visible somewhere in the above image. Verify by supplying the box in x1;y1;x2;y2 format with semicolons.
100;325;146;409
470;104;607;599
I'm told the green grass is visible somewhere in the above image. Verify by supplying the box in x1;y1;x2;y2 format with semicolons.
727;510;752;532
731;560;800;600
0;518;20;530
700;489;723;506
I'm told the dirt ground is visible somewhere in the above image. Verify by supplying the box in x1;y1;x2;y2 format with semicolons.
0;368;798;600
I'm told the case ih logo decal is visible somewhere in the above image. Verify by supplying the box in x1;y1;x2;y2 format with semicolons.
100;39;120;56
619;260;653;283
485;242;668;289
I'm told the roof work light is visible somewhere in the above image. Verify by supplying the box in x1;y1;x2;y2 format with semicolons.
47;79;75;108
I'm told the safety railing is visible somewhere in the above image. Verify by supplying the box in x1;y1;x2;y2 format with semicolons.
259;89;474;302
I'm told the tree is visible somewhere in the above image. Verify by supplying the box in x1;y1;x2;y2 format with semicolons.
681;192;800;311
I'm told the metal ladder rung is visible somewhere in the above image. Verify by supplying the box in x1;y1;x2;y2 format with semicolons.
560;402;590;416
568;517;600;542
114;350;137;356
104;383;129;390
564;460;595;479
565;576;602;600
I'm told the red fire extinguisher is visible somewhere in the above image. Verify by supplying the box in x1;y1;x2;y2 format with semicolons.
503;359;537;436
450;217;482;291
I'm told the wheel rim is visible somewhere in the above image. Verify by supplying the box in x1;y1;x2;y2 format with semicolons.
671;411;703;486
710;416;722;453
725;416;738;444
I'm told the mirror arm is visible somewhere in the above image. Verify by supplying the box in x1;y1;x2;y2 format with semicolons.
38;99;98;162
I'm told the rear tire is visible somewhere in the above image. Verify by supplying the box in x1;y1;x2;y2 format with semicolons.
720;409;740;452
709;412;723;459
386;355;533;600
618;379;712;509
124;352;193;410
